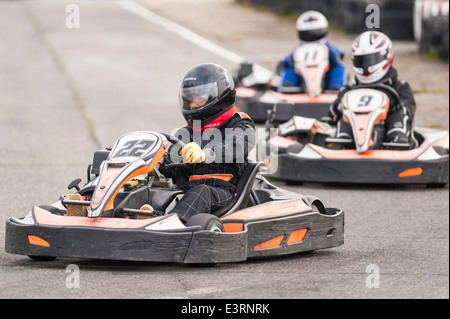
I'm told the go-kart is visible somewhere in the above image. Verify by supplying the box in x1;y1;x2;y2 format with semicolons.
262;84;449;186
234;43;339;122
5;131;344;264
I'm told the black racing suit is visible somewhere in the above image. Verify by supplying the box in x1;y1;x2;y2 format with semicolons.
329;67;417;147
167;112;256;223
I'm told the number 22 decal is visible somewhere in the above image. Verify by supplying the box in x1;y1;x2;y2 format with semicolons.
115;139;154;158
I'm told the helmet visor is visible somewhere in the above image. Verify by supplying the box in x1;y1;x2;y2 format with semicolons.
179;82;219;111
298;28;328;42
353;52;387;73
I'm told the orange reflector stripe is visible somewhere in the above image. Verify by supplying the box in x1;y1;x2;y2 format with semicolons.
28;235;50;247
223;223;243;233
399;167;423;177
287;228;308;245
361;150;376;156
254;235;284;250
189;174;233;182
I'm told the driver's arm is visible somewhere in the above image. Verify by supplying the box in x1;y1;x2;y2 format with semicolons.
329;85;351;122
202;118;256;164
395;80;416;120
167;118;256;165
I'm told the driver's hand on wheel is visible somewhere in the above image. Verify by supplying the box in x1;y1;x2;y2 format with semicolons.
181;142;206;164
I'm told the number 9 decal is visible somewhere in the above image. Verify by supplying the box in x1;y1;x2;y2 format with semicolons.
358;95;373;107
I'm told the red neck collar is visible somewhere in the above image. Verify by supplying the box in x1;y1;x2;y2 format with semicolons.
191;107;236;132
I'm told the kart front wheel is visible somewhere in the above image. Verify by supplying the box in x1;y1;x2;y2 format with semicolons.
186;214;224;232
185;214;224;267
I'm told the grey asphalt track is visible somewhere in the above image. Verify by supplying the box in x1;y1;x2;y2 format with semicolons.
0;0;448;300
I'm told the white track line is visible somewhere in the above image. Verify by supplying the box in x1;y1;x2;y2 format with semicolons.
116;0;271;74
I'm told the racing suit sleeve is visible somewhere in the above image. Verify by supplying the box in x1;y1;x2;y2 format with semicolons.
203;118;256;164
394;80;416;121
167;118;256;165
329;85;352;122
277;51;295;74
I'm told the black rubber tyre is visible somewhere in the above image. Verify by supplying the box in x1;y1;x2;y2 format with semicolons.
186;214;224;232
28;256;57;261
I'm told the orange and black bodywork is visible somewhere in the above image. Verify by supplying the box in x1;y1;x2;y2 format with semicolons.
5;131;344;264
5;197;344;263
262;85;449;186
264;124;449;186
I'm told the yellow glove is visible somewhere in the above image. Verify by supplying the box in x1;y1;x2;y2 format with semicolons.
181;142;206;164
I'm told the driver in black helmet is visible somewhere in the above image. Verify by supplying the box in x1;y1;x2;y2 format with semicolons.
163;63;256;224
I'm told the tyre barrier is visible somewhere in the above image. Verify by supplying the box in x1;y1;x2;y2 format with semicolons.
414;0;449;60
237;0;416;40
419;15;449;59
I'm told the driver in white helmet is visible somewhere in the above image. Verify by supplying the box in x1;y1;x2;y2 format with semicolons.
277;10;348;93
330;31;417;148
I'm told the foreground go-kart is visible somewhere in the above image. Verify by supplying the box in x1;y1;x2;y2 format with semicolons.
262;85;449;186
235;43;339;122
5;131;344;264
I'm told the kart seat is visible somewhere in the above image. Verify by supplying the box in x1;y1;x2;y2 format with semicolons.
148;188;184;213
211;161;263;218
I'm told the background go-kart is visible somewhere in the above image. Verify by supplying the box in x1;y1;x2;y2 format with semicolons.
0;0;448;299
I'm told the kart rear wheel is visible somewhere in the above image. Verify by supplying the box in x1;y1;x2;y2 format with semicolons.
186;214;224;232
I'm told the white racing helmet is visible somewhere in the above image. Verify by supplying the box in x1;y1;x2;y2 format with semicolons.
296;10;329;43
352;31;394;84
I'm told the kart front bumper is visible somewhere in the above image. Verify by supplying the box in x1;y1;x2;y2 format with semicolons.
269;152;449;185
5;205;344;264
4;217;246;264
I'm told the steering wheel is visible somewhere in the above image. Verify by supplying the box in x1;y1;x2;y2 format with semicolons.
353;83;402;108
159;133;193;174
160;132;185;148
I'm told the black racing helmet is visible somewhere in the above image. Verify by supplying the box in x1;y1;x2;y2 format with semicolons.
179;63;236;126
296;11;329;43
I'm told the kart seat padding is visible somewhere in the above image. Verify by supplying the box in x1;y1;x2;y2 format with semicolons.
211;162;263;218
